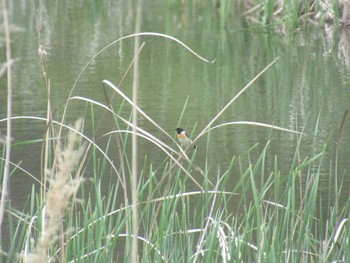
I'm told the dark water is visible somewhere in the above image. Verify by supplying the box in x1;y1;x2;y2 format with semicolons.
1;0;350;246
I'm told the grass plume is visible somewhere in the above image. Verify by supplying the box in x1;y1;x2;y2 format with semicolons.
21;119;86;262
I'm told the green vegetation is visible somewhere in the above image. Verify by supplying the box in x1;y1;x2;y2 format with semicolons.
241;0;349;29
185;0;349;30
1;31;349;262
1;1;350;262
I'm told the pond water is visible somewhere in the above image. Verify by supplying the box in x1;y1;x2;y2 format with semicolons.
1;0;350;248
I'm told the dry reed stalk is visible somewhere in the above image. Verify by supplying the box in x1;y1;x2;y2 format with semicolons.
0;0;13;230
130;1;143;262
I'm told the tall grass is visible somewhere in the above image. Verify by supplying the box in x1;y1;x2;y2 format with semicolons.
1;26;349;263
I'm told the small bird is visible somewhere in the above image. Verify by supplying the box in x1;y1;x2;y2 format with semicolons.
175;128;198;149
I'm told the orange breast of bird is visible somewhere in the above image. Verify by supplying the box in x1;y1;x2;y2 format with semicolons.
177;133;189;145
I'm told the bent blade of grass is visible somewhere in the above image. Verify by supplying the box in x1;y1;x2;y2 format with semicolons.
63;190;235;258
326;218;349;258
7;115;125;189
60;30;215;136
150;190;235;203
209;121;303;135
0;158;44;188
55;32;215;159
69;96;204;186
100;82;194;161
102;80;176;144
69;234;166;262
65;32;215;119
194;57;280;143
102;130;204;190
69;96;180;157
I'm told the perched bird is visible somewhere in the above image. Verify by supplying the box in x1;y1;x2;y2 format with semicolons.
175;128;198;149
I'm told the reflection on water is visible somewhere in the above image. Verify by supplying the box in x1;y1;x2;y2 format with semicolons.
1;0;350;248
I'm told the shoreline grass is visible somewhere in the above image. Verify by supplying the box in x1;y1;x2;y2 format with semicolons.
2;87;349;261
1;101;350;262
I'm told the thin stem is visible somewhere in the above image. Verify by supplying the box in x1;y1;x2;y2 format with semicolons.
131;1;143;262
0;0;13;229
194;57;279;143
